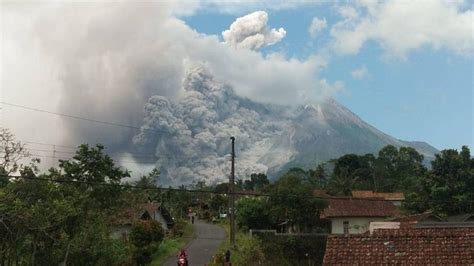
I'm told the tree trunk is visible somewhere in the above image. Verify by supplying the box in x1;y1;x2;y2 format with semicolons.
30;240;36;266
59;242;71;266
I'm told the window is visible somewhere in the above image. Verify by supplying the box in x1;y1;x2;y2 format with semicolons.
343;221;349;235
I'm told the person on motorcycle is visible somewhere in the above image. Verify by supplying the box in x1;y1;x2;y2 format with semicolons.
177;249;188;266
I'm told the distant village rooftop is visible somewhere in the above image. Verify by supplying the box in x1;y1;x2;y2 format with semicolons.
352;190;405;201
321;198;398;218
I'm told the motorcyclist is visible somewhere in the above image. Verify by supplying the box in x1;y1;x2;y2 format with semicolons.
177;249;188;266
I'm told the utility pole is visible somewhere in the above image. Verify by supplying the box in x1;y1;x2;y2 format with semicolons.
52;145;56;168
229;136;236;248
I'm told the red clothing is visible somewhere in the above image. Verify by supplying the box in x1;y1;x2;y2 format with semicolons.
177;250;187;258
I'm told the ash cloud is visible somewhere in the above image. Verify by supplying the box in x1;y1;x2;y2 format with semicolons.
134;65;295;185
2;3;340;178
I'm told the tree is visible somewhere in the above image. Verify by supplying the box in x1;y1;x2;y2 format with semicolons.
327;167;359;196
0;136;135;265
267;173;327;232
403;146;473;216
236;198;271;230
130;220;164;265
209;194;227;217
134;168;160;188
244;173;269;191
423;146;473;216
308;163;327;188
57;144;130;209
0;128;30;175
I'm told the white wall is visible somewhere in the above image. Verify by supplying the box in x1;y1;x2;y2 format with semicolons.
330;217;388;234
153;211;169;231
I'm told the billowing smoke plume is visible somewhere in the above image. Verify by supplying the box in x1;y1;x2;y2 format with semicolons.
222;11;286;50
2;3;340;177
133;65;294;184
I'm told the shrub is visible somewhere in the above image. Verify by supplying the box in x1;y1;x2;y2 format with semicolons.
130;220;165;265
169;218;187;238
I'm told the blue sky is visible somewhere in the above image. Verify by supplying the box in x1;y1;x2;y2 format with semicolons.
183;2;473;150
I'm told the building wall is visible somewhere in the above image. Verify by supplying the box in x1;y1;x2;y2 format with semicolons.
330;217;387;234
391;200;402;207
153;211;169;231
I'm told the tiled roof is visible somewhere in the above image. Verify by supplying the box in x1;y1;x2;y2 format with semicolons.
144;202;160;216
447;213;474;222
352;190;405;201
323;227;474;265
392;212;444;222
321;198;397;218
112;202;161;225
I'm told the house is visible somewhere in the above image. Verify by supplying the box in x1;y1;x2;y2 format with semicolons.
447;213;474;222
321;198;398;234
392;211;444;223
323;222;474;265
392;212;474;225
352;190;405;206
111;202;174;239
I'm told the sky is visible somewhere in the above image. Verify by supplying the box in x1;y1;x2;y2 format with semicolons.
0;0;473;176
182;1;473;150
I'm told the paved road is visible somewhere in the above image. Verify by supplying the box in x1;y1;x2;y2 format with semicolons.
163;219;226;266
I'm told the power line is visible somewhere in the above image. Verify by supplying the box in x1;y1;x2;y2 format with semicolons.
16;139;229;159
1;101;173;136
26;153;157;165
2;174;472;204
1;101;143;130
24;141;77;149
14;147;228;161
0;175;263;196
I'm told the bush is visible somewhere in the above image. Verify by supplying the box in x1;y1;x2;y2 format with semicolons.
256;233;327;265
169;218;187;238
130;220;165;265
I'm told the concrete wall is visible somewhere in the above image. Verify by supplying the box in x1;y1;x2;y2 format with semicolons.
330;217;387;234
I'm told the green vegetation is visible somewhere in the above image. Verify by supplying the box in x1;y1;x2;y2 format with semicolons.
1;126;472;264
0;128;195;265
208;222;265;266
320;144;473;216
151;221;194;265
130;220;165;265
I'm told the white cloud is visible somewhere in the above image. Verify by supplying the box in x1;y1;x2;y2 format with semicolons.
351;65;369;80
309;17;327;38
222;11;286;50
330;0;474;57
192;0;317;14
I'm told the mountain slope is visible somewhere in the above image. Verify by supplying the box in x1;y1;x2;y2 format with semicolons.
134;67;438;184
263;101;438;177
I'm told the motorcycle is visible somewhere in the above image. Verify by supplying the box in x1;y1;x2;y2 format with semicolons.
177;256;188;266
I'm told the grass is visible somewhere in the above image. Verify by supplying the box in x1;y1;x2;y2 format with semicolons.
208;221;264;266
150;222;195;265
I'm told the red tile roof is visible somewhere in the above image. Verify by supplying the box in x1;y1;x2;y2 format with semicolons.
321;198;397;218
323;227;474;265
352;190;405;201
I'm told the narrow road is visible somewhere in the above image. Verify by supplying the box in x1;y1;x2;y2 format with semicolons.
163;219;226;266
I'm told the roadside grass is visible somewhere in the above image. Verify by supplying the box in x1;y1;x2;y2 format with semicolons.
208;221;265;266
150;222;195;265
